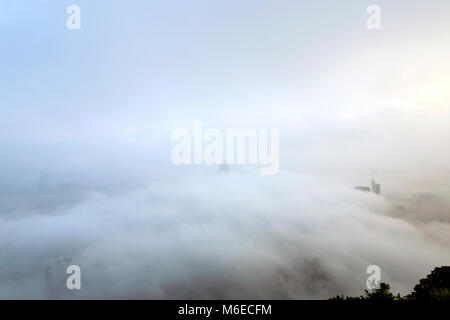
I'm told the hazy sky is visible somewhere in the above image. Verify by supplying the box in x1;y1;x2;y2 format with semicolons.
1;1;450;185
1;0;450;299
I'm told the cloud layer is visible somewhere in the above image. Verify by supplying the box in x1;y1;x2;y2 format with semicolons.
1;169;449;299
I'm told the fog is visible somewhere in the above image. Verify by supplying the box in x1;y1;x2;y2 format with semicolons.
1;0;450;299
1;167;450;299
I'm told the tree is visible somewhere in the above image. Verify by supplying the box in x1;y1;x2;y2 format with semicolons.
329;283;398;301
362;283;397;301
407;266;450;301
330;266;450;301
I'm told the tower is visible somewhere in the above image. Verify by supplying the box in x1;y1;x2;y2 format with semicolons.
371;178;381;195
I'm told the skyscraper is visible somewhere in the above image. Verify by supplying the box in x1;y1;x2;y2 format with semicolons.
371;178;381;195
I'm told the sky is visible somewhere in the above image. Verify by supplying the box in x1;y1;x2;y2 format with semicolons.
1;0;450;298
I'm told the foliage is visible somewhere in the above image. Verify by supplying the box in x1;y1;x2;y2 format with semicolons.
329;283;398;301
330;266;450;301
406;266;450;301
